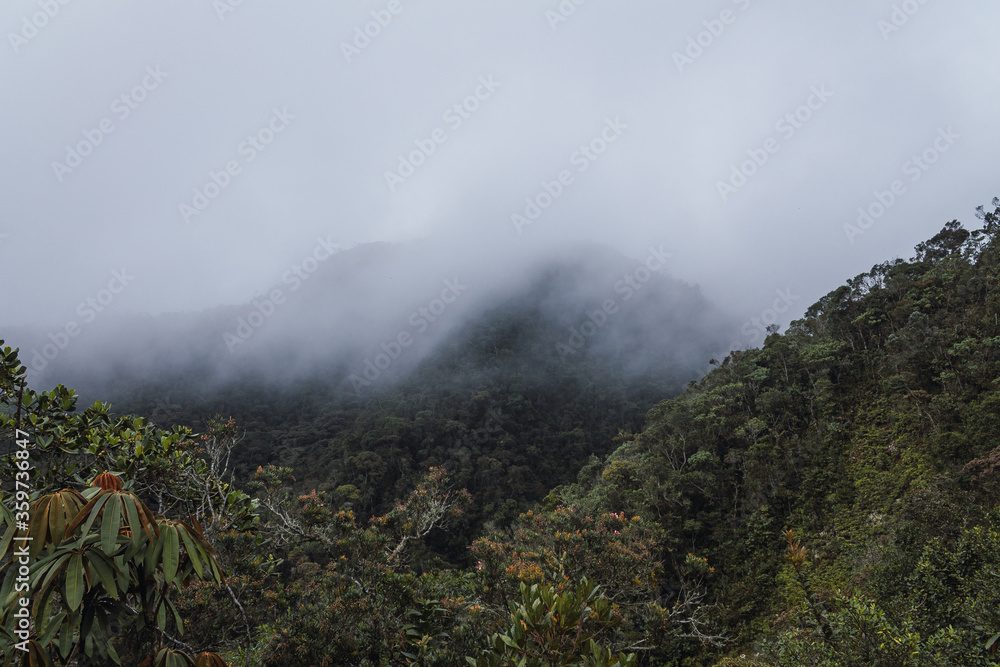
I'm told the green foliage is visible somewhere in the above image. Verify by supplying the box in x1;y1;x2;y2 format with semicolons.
4;201;1000;665
467;579;637;667
0;343;237;665
243;466;485;665
472;506;663;609
555;204;1000;665
99;281;718;557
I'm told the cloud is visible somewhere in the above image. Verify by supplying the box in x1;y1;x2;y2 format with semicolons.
1;0;997;359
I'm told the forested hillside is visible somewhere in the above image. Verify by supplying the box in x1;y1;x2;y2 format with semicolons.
2;200;999;665
86;248;729;555
549;199;1000;664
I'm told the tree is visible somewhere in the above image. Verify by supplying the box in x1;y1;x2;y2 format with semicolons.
0;342;239;665
467;579;637;667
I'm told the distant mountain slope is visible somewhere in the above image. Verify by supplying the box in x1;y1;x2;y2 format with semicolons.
2;239;733;557
11;239;728;395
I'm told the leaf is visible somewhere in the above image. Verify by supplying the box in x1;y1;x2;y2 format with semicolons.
156;597;167;631
123;496;144;551
0;561;18;609
47;495;66;548
193;653;228;667
161;526;180;582
65;553;85;611
88;551;120;600
67;492;111;539
166;595;184;636
177;527;204;579
32;564;60;621
27;495;52;558
81;599;96;642
26;639;55;667
179;521;221;582
138;498;161;540
0;520;15;563
114;554;130;591
145;527;166;574
193;654;228;667
34;551;72;614
101;497;122;555
38;610;66;648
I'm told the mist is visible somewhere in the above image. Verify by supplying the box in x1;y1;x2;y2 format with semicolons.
2;0;999;392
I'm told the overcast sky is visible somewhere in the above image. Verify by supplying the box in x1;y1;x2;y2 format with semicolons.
2;0;998;334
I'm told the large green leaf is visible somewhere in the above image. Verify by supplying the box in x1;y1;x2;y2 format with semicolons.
161;526;179;583
31;566;59;622
156;596;167;631
65;553;84;611
66;492;111;541
144;527;166;574
101;497;122;555
86;551;120;600
27;495;52;559
113;554;129;591
176;527;203;579
33;551;73;616
122;495;144;550
165;595;184;636
37;611;65;651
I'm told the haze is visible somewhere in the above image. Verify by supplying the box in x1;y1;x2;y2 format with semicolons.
2;0;998;366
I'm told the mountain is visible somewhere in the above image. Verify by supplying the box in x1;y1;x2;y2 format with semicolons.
3;239;733;548
544;203;1000;664
4;202;1000;665
12;240;728;393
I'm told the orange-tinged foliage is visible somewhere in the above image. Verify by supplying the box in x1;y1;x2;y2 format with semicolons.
91;471;123;492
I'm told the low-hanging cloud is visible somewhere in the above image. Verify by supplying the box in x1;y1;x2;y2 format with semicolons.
1;0;998;386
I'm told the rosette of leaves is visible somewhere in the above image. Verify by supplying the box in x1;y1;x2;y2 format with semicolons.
468;579;636;667
0;475;223;666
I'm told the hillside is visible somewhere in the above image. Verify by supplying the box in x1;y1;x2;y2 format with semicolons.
6;241;732;557
547;200;1000;664
2;201;999;665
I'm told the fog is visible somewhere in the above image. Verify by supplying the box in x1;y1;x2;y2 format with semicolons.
5;236;731;402
2;0;999;388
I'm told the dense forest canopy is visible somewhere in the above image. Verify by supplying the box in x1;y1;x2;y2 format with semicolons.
2;199;1000;665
